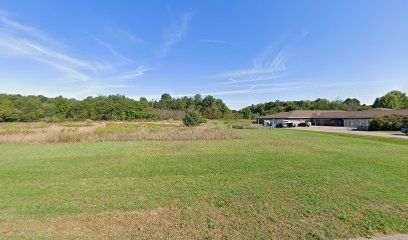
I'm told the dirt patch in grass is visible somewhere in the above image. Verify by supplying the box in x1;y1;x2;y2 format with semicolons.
232;125;265;129
0;203;297;239
1;199;406;239
352;234;408;240
1;207;182;239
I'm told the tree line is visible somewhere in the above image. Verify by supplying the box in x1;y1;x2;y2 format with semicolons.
239;90;408;119
0;93;231;122
1;90;407;122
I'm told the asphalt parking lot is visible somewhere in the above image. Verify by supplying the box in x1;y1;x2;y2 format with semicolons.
289;126;408;139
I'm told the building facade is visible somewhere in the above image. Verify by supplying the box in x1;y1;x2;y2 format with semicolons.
256;109;408;130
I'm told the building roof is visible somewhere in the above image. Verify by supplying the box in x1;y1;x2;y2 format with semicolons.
258;110;344;119
257;109;408;119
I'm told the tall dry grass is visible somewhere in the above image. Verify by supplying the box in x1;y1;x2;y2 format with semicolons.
0;121;239;144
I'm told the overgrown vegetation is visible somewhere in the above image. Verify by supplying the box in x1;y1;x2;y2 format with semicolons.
0;127;407;239
369;114;408;131
1;90;407;122
0;93;230;122
0;121;237;144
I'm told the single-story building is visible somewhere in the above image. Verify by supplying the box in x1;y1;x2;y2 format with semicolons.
256;109;408;130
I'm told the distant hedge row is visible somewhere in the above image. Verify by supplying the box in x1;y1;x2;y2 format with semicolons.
369;114;408;131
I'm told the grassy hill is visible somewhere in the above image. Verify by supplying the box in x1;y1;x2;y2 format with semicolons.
0;122;407;239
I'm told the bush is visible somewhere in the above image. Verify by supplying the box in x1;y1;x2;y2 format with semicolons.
182;110;206;127
369;114;408;130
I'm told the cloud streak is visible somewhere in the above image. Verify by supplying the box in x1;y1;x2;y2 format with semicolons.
206;81;387;96
169;80;387;98
90;35;134;63
0;11;149;84
113;66;150;80
0;12;98;81
213;44;288;84
158;12;192;57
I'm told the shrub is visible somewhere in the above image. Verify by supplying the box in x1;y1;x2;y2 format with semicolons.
182;110;206;127
369;114;408;130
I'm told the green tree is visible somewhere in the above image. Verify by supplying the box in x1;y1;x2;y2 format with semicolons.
139;97;149;109
158;93;172;109
202;96;223;119
314;98;331;110
343;98;361;111
52;96;70;119
241;108;254;119
0;96;17;121
182;110;205;126
373;91;408;109
193;94;202;110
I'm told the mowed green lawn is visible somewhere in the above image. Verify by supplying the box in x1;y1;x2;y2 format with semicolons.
0;129;407;239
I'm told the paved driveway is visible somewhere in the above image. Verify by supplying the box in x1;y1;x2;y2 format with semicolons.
289;126;408;139
351;234;408;240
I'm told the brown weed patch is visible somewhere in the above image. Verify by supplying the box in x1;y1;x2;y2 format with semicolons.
0;121;239;144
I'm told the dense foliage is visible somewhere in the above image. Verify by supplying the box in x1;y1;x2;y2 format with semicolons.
372;91;408;109
369;114;408;131
239;98;370;119
1;90;407;122
0;93;230;122
153;94;230;119
182;110;206;127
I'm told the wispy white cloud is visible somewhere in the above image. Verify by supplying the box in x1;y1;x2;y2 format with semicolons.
158;12;192;57
207;81;388;96
0;36;95;81
113;66;150;80
128;81;386;107
0;13;34;32
213;44;288;84
0;13;97;81
0;11;150;86
90;35;134;63
220;74;286;85
169;80;387;98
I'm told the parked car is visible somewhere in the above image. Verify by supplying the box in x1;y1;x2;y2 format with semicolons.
286;122;296;128
401;127;408;135
276;123;288;128
298;122;311;127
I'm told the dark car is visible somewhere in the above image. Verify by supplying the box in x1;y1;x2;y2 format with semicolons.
286;122;296;128
401;127;408;135
298;122;311;127
276;123;288;128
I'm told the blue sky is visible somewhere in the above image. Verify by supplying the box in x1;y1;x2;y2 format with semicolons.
0;0;407;109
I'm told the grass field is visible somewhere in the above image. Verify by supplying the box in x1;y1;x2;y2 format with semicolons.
0;122;407;239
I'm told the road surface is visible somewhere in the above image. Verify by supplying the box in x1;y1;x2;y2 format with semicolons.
289;126;408;140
